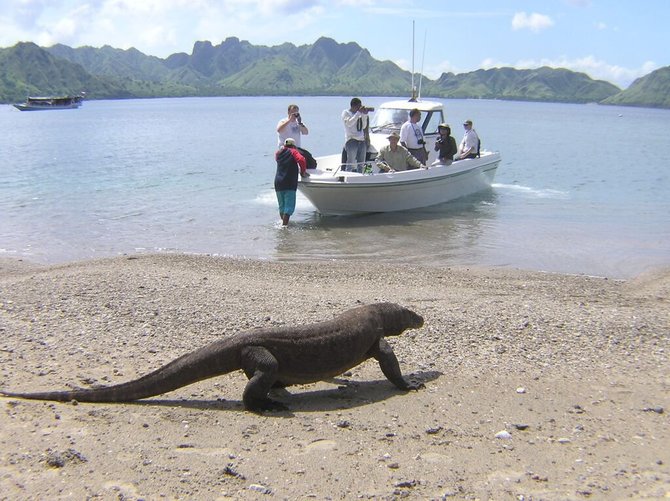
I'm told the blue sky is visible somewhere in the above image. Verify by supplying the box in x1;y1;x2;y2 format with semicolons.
1;0;667;88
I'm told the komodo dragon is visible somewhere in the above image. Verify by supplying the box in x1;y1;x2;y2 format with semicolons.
1;303;424;412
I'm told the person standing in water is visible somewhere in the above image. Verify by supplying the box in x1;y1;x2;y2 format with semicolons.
274;138;308;226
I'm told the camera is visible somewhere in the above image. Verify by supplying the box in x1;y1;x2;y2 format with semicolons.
360;106;375;112
418;139;426;145
436;137;444;144
293;112;301;120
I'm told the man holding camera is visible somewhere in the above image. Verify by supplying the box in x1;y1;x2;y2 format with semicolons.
341;97;372;172
400;108;427;164
277;104;309;148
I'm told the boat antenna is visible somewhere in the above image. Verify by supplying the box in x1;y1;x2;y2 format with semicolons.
417;29;427;100
410;21;417;101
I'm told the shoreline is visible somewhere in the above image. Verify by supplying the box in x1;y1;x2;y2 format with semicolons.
4;248;669;282
1;254;668;499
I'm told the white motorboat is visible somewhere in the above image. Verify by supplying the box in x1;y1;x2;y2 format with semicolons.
298;98;501;216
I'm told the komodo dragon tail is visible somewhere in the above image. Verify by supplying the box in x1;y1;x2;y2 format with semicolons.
1;338;241;403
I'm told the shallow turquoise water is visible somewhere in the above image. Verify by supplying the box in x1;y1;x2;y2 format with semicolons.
1;96;668;278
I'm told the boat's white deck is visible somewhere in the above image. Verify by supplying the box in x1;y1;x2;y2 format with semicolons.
304;151;501;185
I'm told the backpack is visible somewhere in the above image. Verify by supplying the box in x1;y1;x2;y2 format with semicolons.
297;147;318;170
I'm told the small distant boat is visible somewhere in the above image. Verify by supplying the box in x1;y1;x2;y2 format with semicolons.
13;94;84;111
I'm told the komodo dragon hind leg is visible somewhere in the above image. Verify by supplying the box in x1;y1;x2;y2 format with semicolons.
240;346;288;412
372;338;424;391
242;368;288;389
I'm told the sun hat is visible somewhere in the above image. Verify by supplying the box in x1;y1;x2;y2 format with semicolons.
387;131;400;139
438;123;450;129
284;138;296;146
463;120;473;126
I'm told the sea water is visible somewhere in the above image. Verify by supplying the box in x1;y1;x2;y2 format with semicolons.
1;96;668;278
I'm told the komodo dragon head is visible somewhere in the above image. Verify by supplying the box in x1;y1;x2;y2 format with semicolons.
373;302;424;336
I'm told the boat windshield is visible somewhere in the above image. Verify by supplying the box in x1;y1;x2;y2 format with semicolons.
421;110;444;136
370;108;444;136
370;108;408;133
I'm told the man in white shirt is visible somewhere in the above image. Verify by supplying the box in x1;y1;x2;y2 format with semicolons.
277;104;308;148
458;119;480;160
341;97;371;172
399;108;427;164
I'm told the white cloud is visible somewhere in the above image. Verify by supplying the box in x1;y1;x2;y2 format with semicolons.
5;0;51;30
564;57;657;88
393;58;411;72
141;25;177;49
190;1;325;50
0;2;506;55
512;12;554;33
480;58;505;70
0;0;327;55
102;0;206;14
424;60;460;79
336;0;380;6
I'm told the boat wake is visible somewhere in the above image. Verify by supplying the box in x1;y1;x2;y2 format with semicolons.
493;183;569;200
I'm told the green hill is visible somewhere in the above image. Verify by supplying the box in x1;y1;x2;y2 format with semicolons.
0;42;123;102
601;66;670;108
1;38;666;108
429;67;620;103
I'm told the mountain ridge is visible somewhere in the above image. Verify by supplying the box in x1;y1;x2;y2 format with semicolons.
0;38;667;108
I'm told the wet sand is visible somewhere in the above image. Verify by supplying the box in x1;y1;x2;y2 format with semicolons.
1;254;668;499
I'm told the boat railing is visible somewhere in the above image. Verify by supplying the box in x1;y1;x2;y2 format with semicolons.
312;160;385;178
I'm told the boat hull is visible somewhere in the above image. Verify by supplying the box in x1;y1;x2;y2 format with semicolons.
13;95;83;111
13;103;81;111
298;152;500;216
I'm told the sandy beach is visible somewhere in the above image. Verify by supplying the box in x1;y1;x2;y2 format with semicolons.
0;254;668;500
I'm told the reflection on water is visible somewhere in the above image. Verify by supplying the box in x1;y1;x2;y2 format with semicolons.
273;190;499;266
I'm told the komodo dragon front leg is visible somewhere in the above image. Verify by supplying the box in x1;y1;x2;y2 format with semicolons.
371;338;423;391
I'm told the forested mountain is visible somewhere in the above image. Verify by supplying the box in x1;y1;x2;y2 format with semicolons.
1;37;667;108
601;66;670;108
431;67;620;103
0;42;124;100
